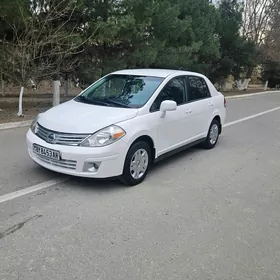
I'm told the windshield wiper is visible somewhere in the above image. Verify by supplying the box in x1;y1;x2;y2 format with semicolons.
75;95;112;107
75;95;131;108
102;98;130;108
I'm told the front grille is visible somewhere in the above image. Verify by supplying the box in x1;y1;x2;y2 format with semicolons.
34;153;77;170
36;123;90;146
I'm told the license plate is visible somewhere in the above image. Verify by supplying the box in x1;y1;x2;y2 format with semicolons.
33;144;60;160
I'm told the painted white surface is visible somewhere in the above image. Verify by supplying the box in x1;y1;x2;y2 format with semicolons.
52;80;60;107
26;70;226;179
17;86;24;116
226;90;280;99
38;100;138;133
0;178;67;204
224;107;280;128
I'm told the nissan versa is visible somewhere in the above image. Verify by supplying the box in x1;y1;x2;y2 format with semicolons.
26;69;226;186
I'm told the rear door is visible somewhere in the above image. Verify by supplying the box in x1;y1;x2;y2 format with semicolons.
184;75;214;138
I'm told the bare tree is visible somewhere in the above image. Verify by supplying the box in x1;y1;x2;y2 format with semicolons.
262;1;280;63
0;0;96;116
240;0;279;89
242;0;278;43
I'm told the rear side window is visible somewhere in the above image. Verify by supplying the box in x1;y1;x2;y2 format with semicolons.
186;76;211;102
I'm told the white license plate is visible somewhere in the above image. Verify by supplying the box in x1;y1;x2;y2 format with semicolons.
33;144;60;160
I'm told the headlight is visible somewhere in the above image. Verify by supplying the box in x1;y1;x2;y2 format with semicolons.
80;125;126;147
30;115;40;133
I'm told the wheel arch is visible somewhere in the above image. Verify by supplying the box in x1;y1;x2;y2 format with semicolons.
213;115;222;134
129;135;156;163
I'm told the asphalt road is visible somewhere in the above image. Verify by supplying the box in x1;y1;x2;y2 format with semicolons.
1;92;280;280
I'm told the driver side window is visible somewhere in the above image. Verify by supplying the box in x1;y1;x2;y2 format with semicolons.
150;76;186;112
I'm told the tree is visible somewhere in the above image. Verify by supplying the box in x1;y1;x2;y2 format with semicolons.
0;0;29;97
242;0;278;44
0;0;29;40
75;0;222;86
261;61;280;88
1;0;93;115
153;0;220;71
209;0;257;89
241;0;279;84
0;0;266;100
262;1;280;63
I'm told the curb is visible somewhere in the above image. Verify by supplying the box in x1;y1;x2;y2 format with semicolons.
226;90;280;99
0;120;33;131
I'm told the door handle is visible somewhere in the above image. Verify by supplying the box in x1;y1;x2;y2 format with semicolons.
186;108;192;114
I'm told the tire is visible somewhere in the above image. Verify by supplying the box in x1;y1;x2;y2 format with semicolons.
120;141;152;186
203;119;220;149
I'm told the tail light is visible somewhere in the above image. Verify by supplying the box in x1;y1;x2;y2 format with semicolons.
224;96;226;108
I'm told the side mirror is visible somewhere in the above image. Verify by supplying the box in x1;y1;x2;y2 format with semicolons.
159;100;177;118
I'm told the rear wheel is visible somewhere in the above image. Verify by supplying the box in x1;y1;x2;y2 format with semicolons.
203;119;220;149
120;141;151;186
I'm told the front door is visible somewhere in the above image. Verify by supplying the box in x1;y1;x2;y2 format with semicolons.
150;76;189;156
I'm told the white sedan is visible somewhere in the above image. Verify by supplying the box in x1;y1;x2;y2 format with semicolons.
26;69;226;186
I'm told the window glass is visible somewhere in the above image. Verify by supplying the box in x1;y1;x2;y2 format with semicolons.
75;75;164;108
187;76;210;102
151;77;186;112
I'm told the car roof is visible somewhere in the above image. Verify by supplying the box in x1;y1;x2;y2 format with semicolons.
112;69;204;78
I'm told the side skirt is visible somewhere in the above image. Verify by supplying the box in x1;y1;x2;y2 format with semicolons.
154;138;206;163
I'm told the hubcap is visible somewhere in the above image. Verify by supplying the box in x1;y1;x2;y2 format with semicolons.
209;124;219;145
130;148;149;180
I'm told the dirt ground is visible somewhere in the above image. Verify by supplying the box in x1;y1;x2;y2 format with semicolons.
0;106;50;124
0;95;73;124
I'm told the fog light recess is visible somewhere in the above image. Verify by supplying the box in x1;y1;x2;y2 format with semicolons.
83;162;101;172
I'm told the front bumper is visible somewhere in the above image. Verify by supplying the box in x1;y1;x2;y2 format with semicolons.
26;129;128;178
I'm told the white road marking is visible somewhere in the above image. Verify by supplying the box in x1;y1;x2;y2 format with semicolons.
226;90;280;100
224;106;280;128
1;106;280;204
0;178;68;204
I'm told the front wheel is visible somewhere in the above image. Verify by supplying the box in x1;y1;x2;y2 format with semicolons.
120;141;151;186
203;119;220;149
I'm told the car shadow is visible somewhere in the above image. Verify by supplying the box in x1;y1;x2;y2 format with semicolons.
150;144;202;173
63;144;205;192
33;164;61;176
52;139;221;193
66;176;125;193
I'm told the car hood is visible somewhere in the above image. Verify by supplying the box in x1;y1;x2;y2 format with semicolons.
38;100;138;133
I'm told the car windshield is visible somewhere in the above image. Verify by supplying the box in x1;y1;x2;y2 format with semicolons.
75;74;164;108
